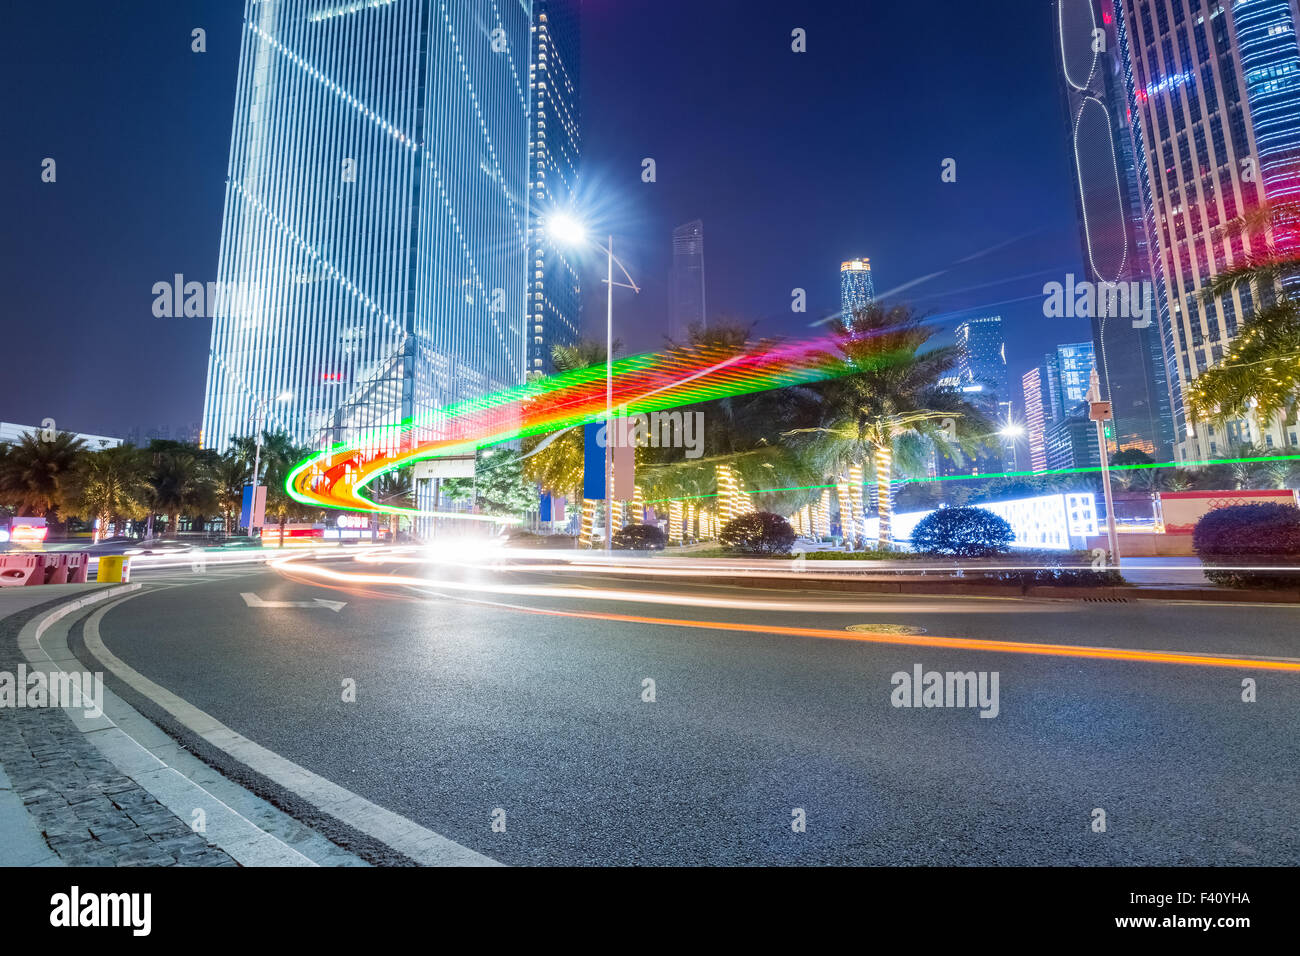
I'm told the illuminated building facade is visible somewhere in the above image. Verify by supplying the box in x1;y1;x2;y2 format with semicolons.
670;220;707;341
839;257;875;322
528;0;582;375
1054;0;1176;461
202;0;531;455
1023;367;1052;472
1112;0;1300;460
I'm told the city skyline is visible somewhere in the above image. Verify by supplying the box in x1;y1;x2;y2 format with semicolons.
3;0;1089;440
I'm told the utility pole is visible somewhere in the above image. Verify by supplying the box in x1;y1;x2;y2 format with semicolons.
1088;368;1121;568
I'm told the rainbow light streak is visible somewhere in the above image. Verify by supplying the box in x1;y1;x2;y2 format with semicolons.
287;338;854;517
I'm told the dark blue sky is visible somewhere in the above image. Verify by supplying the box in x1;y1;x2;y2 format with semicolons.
1;0;1092;439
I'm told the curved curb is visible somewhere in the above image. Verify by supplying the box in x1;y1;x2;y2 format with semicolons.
78;590;501;867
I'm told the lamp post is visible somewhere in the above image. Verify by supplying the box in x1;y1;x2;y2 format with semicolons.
1087;368;1121;568
547;214;640;552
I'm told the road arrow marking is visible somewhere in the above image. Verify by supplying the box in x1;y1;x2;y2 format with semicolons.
240;592;346;612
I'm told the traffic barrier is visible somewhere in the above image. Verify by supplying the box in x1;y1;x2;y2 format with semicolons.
0;554;41;587
0;553;93;587
97;555;131;583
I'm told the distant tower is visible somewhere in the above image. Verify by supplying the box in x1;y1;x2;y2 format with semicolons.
528;0;582;375
670;220;707;341
840;257;874;321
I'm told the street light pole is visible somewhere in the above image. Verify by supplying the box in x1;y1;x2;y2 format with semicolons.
1088;368;1121;568
605;235;615;553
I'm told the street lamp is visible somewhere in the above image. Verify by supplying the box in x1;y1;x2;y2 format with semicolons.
547;212;640;552
1086;368;1121;568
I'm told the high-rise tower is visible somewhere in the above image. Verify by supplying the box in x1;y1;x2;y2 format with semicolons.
839;257;875;322
528;0;582;375
670;220;707;341
202;0;530;456
1054;0;1176;461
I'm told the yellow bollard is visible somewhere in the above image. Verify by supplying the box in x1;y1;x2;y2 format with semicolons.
97;555;131;583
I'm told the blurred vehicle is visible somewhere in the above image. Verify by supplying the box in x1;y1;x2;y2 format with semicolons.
123;539;194;555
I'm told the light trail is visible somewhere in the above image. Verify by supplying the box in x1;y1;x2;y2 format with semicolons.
268;550;1300;672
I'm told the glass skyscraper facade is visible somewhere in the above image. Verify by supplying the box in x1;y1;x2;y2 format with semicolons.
1054;0;1176;461
528;0;582;375
839;257;875;322
670;220;707;341
1022;341;1097;472
202;0;531;457
1114;0;1300;460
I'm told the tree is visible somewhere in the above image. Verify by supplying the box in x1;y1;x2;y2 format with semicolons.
65;445;149;540
441;446;535;518
786;304;995;547
0;430;87;525
145;441;216;538
1187;201;1300;428
253;431;317;544
213;450;250;535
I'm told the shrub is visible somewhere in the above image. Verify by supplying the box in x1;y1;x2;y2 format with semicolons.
613;523;666;551
719;512;796;555
910;507;1014;557
982;549;1125;587
1192;503;1300;589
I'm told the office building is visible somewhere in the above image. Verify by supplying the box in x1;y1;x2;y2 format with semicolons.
1054;0;1177;461
669;220;707;341
201;0;531;456
1113;0;1300;459
528;0;582;375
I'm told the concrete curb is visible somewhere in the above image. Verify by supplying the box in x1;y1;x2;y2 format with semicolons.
76;589;500;867
16;586;340;866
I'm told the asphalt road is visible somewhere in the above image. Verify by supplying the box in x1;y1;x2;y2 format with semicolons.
87;556;1300;865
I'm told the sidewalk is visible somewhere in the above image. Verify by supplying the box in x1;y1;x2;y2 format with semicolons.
0;584;364;867
0;586;236;865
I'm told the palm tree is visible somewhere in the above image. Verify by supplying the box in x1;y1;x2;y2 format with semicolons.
1187;200;1300;428
787;304;994;547
213;450;250;535
145;441;215;539
65;446;149;540
251;431;315;545
0;430;87;526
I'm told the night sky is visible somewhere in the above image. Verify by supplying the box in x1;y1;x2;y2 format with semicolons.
2;0;1092;440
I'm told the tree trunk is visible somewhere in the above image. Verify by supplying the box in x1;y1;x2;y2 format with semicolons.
168;511;180;540
874;445;893;549
279;513;288;548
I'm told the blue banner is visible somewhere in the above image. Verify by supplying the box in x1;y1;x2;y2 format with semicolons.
583;422;605;500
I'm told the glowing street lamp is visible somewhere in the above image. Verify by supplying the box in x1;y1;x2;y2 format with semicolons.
546;213;640;552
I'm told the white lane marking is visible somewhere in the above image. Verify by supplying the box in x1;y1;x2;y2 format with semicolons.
20;589;317;867
83;598;499;866
241;592;347;611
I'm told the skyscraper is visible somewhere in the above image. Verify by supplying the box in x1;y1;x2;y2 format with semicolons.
1022;341;1097;472
1022;367;1052;472
953;315;1009;398
1054;0;1176;461
840;257;875;321
1113;0;1300;460
669;220;707;341
528;0;582;375
201;0;531;456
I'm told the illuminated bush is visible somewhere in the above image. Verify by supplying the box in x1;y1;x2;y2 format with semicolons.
1193;503;1300;590
613;523;666;551
719;512;796;555
910;506;1014;557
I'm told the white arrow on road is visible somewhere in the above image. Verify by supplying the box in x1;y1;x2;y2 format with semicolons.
240;592;347;612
